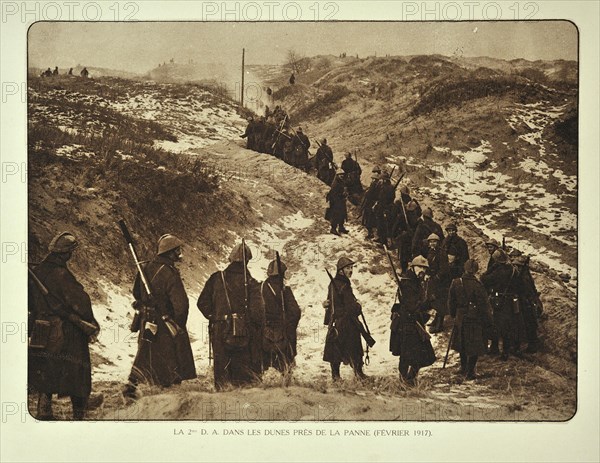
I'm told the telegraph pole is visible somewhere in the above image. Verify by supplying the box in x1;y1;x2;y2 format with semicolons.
241;48;245;107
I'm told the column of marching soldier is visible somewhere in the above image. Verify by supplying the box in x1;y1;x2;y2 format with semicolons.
28;123;543;422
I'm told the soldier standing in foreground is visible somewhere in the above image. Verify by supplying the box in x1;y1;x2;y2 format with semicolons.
389;256;436;385
481;249;526;360
197;242;265;390
447;260;494;380
261;258;302;383
323;257;368;381
28;232;101;420
123;234;196;399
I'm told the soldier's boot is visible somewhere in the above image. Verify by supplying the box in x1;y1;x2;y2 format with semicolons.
330;362;341;381
71;396;88;420
353;365;368;381
488;337;500;356
465;356;478;380
338;224;349;234
429;313;444;334
122;382;138;400
36;393;54;420
329;226;340;236
458;353;468;375
366;229;374;239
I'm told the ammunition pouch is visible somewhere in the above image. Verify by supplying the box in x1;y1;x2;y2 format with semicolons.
29;315;64;354
224;313;250;349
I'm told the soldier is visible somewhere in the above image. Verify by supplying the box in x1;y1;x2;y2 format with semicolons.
323;257;367;380
480;250;526;360
326;171;349;236
240;116;257;151
52;66;59;76
443;223;470;280
341;152;363;203
80;67;89;78
43;67;52;77
511;250;542;353
360;167;382;239
447;259;494;380
389;256;436;385
68;67;73;75
485;240;500;272
289;73;296;85
28;232;101;420
261;259;301;382
315;138;335;185
292;127;311;170
425;234;451;334
123;234;196;399
411;207;444;258
391;187;421;272
197;242;265;390
374;170;396;246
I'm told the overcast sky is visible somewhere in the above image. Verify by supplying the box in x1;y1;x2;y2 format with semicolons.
29;21;577;73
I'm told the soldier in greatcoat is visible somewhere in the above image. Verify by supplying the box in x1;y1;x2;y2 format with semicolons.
360;167;383;239
447;260;494;380
411;207;444;258
442;223;470;280
480;250;526;360
374;170;396;246
323;257;367;380
426;233;451;334
28;232;101;420
197;242;265;390
124;234;196;398
260;259;301;382
326;172;349;236
389;256;436;385
390;187;421;272
315;138;335;185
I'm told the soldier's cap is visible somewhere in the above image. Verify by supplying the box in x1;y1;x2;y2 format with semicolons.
267;259;287;277
427;233;440;242
445;222;458;231
409;255;429;269
406;200;418;212
492;249;509;264
247;116;253;121
48;231;78;253
422;207;433;218
463;259;479;274
399;185;410;195
229;242;252;263
157;234;184;255
336;256;355;272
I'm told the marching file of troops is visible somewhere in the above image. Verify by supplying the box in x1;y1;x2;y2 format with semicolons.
28;107;544;420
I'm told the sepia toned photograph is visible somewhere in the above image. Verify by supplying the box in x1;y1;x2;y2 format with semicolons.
25;20;578;423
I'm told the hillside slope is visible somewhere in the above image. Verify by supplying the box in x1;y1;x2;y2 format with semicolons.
27;63;576;421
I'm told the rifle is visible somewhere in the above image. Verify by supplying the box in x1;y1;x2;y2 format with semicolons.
242;239;249;313
118;219;157;338
383;245;431;342
325;269;376;348
28;267;99;337
270;115;288;150
502;236;507;251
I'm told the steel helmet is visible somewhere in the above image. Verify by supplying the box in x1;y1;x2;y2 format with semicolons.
406;200;418;212
267;259;287;277
157;234;184;255
372;166;381;174
229;242;252;263
463;259;479;274
422;207;433;218
492;249;509;264
427;233;440;241
409;255;429;268
48;232;78;253
336;256;355;271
